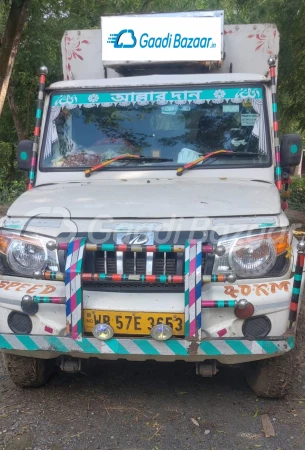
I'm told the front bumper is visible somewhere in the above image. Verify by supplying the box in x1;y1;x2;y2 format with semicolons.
0;334;295;364
0;237;302;364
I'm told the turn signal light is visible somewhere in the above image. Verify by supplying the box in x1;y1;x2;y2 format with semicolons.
234;299;255;319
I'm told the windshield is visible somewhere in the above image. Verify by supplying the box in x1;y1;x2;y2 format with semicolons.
42;86;269;170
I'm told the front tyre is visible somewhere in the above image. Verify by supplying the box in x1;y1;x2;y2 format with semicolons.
3;353;56;387
244;350;294;398
245;295;305;398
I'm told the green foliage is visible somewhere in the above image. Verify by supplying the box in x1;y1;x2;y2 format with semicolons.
289;177;305;212
226;0;305;133
0;179;25;204
0;141;26;204
0;0;305;207
0;1;10;35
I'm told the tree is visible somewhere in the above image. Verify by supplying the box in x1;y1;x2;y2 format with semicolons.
0;0;29;117
0;0;305;202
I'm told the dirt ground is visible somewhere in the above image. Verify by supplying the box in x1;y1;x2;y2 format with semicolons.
0;349;305;450
0;206;304;449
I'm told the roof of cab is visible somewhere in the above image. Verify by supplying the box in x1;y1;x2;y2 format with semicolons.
49;73;268;90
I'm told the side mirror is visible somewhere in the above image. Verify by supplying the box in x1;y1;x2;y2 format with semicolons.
280;134;302;167
17;140;33;171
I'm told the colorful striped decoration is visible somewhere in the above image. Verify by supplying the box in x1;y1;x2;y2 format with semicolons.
56;242;220;255
188;240;197;338
42;271;235;284
176;150;233;176
32;297;236;308
289;244;305;328
65;238;87;340
82;273;183;283
0;334;295;357
268;57;282;191
44;271;65;281
209;274;231;283
195;240;202;336
202;300;236;308
184;240;190;336
202;244;214;254
33;296;65;304
28;67;48;190
84;154;140;177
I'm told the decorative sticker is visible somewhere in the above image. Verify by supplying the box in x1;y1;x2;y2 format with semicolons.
224;281;291;299
161;105;179;115
259;223;276;228
2;221;22;230
242;100;252;108
180;105;191;111
3;219;62;230
51;87;263;109
241;114;258;127
223;104;239;113
0;281;56;296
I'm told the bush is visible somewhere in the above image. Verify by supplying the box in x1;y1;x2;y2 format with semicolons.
289;177;305;212
0;179;26;205
0;141;26;205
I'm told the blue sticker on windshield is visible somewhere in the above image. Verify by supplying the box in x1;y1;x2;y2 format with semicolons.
223;104;239;113
51;87;263;108
162;105;178;115
180;105;191;111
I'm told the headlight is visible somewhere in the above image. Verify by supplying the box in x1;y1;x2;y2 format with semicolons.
213;230;291;279
0;231;59;277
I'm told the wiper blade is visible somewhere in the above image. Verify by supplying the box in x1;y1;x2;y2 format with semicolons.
177;150;233;176
206;151;259;158
85;154;173;177
133;156;173;163
85;154;140;177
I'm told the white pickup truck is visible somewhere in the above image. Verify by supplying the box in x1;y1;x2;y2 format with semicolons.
0;11;303;397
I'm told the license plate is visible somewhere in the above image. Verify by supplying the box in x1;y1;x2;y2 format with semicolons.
84;310;184;336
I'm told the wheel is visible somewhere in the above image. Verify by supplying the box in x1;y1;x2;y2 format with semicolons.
3;353;56;387
244;351;294;398
245;290;305;398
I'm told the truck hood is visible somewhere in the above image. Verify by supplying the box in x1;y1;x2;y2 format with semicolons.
7;178;280;219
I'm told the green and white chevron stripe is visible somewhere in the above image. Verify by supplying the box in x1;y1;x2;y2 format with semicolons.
0;335;295;356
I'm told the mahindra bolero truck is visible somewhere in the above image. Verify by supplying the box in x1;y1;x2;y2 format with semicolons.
0;11;304;397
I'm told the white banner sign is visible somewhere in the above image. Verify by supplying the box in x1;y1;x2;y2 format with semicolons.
101;16;223;62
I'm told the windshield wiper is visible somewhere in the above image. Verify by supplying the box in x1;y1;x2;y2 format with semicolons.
205;151;260;158
176;150;233;176
131;156;173;163
85;154;174;177
85;154;140;177
176;150;261;176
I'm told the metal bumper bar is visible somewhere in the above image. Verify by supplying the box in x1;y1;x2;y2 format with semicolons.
28;238;305;342
0;334;295;357
33;238;236;341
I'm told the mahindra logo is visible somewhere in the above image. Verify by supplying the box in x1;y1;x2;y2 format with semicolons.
121;233;150;245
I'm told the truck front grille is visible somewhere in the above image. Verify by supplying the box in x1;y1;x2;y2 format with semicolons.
92;251;179;275
57;231;213;293
82;249;206;293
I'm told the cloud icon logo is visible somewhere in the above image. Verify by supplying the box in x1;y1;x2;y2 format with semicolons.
107;29;137;48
